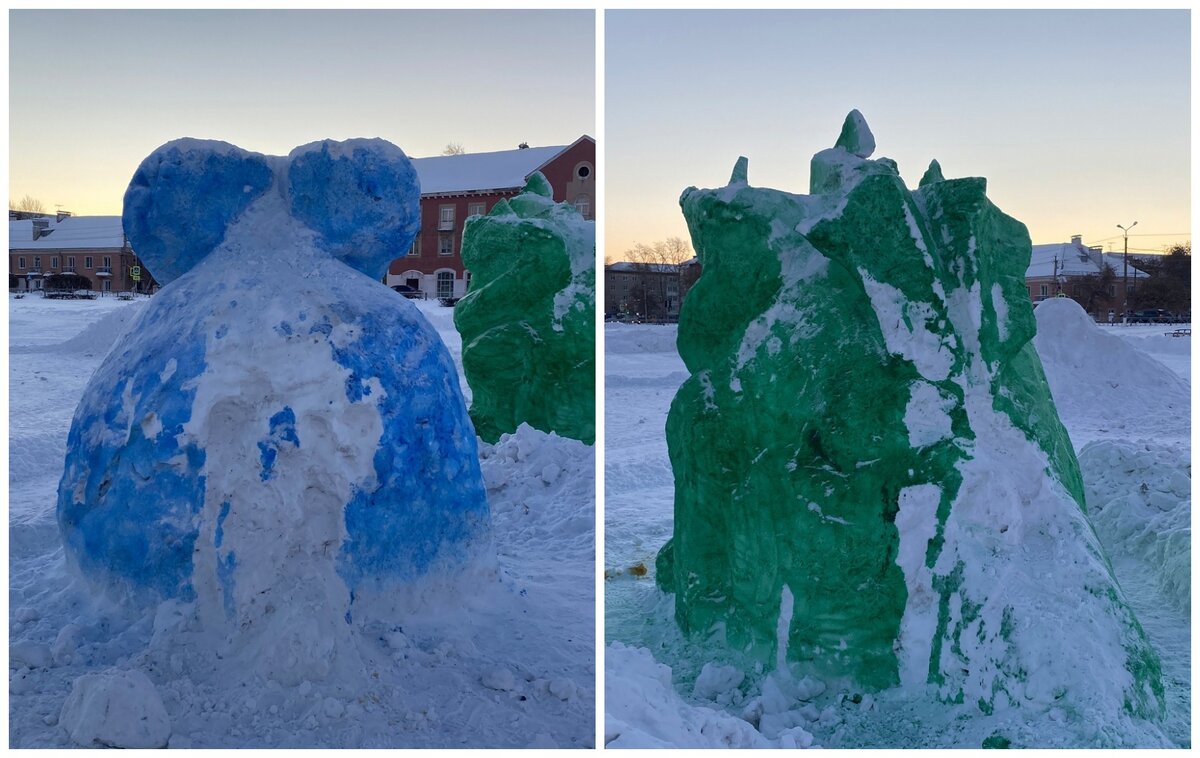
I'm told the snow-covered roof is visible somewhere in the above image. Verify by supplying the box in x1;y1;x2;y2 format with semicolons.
1027;240;1147;280
607;262;680;273
9;216;126;250
411;144;568;195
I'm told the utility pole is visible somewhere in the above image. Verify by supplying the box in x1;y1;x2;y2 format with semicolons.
1117;221;1137;322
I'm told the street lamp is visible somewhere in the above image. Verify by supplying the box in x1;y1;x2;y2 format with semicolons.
1117;221;1137;321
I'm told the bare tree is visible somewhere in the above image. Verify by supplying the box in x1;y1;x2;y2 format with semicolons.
623;236;692;267
11;194;46;213
442;142;466;156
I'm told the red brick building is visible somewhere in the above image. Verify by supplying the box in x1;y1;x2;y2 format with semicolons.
387;136;595;299
9;214;156;294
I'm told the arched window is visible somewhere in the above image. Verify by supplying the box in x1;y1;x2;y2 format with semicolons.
574;194;591;218
436;270;455;299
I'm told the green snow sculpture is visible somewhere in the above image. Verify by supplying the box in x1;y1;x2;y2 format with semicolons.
657;111;1163;725
454;172;595;445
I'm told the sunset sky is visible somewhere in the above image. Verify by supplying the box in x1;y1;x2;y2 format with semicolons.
607;10;1190;259
9;10;595;215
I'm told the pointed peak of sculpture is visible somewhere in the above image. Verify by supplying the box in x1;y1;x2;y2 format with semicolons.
523;171;554;198
919;159;945;187
488;198;515;217
729;156;749;185
835;110;876;158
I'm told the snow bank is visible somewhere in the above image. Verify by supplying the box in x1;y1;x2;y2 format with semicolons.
1079;439;1190;610
604;323;680;355
1034;298;1189;440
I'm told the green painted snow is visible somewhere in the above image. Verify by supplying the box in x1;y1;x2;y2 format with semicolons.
454;172;595;445
657;111;1164;724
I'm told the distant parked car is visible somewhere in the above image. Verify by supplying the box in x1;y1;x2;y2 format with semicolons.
1128;309;1171;324
390;284;424;299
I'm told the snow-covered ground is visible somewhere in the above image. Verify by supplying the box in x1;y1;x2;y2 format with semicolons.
604;305;1190;749
9;294;595;748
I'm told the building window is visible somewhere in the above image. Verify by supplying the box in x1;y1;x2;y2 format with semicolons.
575;162;592;179
103;280;111;292
67;256;75;270
85;256;93;269
438;205;456;231
18;257;25;269
51;256;59;269
439;235;453;256
1039;284;1048;298
33;256;41;270
1127;283;1136;294
436;271;455;298
574;194;591;218
103;256;112;269
408;238;421;257
468;202;486;218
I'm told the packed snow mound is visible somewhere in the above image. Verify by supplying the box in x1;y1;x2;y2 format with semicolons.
58;668;171;748
58;138;492;684
1079;439;1190;611
604;323;681;355
605;642;773;748
1034;297;1189;435
480;424;594;553
658;110;1165;740
454;173;595;445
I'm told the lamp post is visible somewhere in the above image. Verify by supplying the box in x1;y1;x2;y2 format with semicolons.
1117;221;1137;322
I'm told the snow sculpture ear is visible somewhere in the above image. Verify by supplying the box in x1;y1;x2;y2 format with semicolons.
287;139;421;281
122;140;275;286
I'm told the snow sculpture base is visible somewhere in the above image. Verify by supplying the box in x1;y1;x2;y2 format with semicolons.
657;112;1163;727
454;173;595;445
57;139;492;668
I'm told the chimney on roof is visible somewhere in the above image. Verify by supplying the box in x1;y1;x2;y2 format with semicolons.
518;142;529;149
56;210;71;223
32;219;48;241
1070;234;1082;247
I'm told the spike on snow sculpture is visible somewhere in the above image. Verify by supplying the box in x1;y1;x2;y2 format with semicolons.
656;111;1164;727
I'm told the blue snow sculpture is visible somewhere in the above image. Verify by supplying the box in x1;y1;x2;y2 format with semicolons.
57;138;491;626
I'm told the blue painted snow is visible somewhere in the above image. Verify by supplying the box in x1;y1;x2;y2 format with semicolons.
287;140;421;281
57;276;210;603
330;306;490;588
59;137;490;612
257;407;300;481
214;501;231;549
123;141;274;286
217;551;237;620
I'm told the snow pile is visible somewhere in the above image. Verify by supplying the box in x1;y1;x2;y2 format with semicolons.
58;669;171;748
605;642;771;748
480;423;594;555
1079;440;1190;610
1034;297;1190;440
